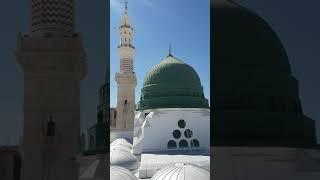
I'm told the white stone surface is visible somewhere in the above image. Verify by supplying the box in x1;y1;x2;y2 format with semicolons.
110;130;134;144
151;163;210;180
111;138;133;148
111;166;138;180
133;108;210;154
139;154;210;179
110;148;139;171
111;138;133;152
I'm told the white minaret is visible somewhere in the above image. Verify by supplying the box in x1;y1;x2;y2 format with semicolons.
115;1;137;133
15;0;87;180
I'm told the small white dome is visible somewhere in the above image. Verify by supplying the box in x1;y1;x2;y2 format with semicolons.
110;148;139;171
110;166;138;180
111;143;132;152
151;163;210;180
111;139;133;152
111;138;132;148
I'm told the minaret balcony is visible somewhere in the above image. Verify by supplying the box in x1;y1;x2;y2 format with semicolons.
118;44;135;49
119;25;133;30
16;33;84;51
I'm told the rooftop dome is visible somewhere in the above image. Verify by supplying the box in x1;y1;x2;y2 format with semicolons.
111;143;132;152
110;166;138;180
111;138;133;149
212;0;317;146
151;163;210;180
110;148;139;171
137;54;209;110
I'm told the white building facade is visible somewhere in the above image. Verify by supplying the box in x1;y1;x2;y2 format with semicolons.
133;108;210;154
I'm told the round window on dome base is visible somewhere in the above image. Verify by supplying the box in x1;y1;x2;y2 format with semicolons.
167;140;177;148
179;140;188;148
184;129;193;138
173;130;181;139
178;119;186;128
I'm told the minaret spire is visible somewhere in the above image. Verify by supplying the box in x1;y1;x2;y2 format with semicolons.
168;44;173;57
125;0;128;13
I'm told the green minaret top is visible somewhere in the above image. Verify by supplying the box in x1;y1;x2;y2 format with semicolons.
137;53;209;110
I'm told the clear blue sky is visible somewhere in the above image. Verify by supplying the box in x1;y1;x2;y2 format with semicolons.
110;0;210;107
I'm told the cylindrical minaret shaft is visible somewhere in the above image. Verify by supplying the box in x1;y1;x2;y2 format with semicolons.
31;0;75;36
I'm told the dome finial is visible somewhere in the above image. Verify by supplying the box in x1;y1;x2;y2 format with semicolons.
168;44;173;57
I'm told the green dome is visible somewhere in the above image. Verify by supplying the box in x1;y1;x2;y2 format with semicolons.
137;54;209;110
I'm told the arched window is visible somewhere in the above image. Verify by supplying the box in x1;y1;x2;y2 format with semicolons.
167;140;177;148
113;111;117;119
179;140;188;148
89;135;95;150
47;115;55;136
124;100;127;104
190;139;200;147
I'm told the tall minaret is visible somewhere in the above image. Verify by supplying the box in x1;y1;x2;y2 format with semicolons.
15;0;87;180
115;1;137;133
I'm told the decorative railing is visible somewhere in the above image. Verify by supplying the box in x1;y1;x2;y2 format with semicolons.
118;44;135;49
